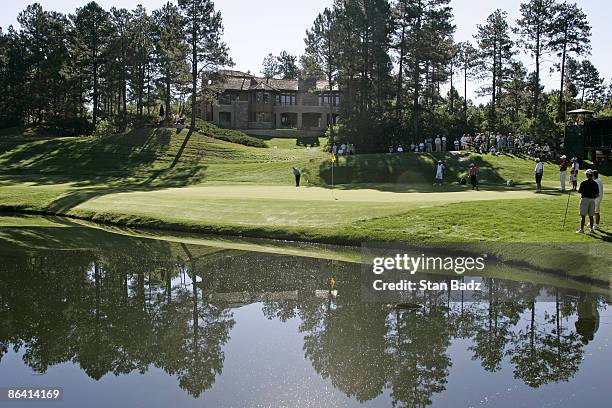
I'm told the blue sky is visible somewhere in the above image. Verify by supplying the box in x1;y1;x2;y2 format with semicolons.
2;0;610;102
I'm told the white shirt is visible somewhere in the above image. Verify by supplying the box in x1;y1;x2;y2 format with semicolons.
595;178;603;199
535;162;544;174
436;164;444;179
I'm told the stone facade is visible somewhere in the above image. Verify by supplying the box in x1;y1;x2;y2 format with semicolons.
201;70;340;136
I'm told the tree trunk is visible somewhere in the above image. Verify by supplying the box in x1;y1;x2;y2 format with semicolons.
558;29;568;119
396;22;406;120
534;27;540;120
491;41;497;132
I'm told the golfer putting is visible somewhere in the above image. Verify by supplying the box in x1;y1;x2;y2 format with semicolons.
469;163;479;191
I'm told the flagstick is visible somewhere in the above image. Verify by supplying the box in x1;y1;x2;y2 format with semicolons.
331;153;337;200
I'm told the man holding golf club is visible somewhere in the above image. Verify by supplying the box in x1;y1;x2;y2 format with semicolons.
576;169;599;233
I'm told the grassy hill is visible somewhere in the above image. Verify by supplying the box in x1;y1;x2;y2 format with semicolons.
0;124;575;189
0;125;610;253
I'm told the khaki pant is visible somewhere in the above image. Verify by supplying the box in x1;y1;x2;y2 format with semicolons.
580;197;595;217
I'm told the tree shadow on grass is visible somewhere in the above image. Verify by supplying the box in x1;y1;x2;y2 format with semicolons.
46;163;207;213
0;128;174;186
0;127;211;213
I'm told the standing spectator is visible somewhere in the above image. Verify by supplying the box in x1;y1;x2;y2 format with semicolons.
570;157;580;191
577;169;599;233
410;142;415;152
426;137;433;152
434;160;445;186
435;136;442;152
534;158;544;193
559;155;568;192
468;163;479;191
454;138;460;151
292;167;301;187
419;141;425;152
593;170;604;230
441;136;447;151
397;144;404;153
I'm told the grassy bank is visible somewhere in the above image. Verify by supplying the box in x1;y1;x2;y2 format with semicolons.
0;125;610;255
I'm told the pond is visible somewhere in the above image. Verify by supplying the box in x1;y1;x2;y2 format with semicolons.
0;216;610;407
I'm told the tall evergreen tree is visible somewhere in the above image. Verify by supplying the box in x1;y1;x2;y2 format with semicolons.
515;0;555;121
475;9;514;132
261;52;278;79
109;7;131;123
576;60;603;105
393;0;454;139
456;41;478;127
548;2;591;118
72;1;112;128
178;0;231;131
305;7;339;136
128;5;154;117
153;2;188;120
276;51;299;79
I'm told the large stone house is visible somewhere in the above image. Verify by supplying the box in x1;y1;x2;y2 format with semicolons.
199;70;340;137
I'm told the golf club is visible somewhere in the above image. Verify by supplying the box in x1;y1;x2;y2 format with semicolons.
562;189;572;229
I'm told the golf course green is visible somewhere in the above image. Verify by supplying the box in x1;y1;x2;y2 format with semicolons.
0;125;610;248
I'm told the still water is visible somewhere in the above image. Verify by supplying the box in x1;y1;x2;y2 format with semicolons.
0;219;610;407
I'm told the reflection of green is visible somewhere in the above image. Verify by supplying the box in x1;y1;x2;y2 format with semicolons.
0;223;606;406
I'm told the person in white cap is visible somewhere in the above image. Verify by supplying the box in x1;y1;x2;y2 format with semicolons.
534;158;544;193
593;170;603;230
577;169;599;233
434;160;445;186
559;155;568;192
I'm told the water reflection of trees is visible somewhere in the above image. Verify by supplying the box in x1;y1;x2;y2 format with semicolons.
0;247;234;398
0;244;605;406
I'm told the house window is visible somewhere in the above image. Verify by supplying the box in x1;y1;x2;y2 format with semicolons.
256;112;271;122
263;93;270;104
276;93;296;106
218;94;231;105
318;94;340;106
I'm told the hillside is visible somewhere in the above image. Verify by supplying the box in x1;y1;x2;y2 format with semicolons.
0;125;578;190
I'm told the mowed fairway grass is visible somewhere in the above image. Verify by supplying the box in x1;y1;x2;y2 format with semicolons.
0;126;610;246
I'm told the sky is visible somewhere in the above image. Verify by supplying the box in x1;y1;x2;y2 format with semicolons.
1;0;610;103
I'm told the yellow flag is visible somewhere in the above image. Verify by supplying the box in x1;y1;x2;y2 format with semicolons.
331;153;336;163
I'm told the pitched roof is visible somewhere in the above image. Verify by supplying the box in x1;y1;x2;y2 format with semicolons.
215;72;339;92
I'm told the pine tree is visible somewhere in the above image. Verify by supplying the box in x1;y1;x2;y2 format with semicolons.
276;51;299;79
548;2;591;118
515;0;556;121
393;0;454;139
261;53;278;79
177;0;232;130
456;41;478;128
475;9;514;132
305;7;339;137
72;1;112;128
153;2;188;120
